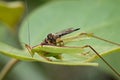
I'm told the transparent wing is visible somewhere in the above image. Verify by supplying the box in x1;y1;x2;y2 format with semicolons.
55;28;80;37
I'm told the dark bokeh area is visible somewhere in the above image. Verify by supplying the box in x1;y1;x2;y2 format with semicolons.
42;64;118;80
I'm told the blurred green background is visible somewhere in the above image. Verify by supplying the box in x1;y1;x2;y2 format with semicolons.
0;0;120;80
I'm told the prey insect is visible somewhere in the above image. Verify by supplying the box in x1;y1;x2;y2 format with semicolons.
26;28;81;60
25;28;120;77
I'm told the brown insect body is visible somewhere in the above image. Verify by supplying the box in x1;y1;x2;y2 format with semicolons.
40;28;80;46
38;28;80;60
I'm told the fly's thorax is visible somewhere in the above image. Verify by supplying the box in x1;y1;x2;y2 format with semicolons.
40;33;59;46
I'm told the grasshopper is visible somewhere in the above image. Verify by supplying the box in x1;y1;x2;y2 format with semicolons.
25;28;120;77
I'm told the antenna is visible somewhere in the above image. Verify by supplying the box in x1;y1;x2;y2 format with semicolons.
25;0;31;46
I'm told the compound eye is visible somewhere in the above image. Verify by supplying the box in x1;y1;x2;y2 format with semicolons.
47;33;53;39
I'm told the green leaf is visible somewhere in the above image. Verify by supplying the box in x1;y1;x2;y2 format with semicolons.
0;0;120;70
0;1;25;30
19;0;120;76
0;42;98;66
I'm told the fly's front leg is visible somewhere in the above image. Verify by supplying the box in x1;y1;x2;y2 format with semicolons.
56;38;64;47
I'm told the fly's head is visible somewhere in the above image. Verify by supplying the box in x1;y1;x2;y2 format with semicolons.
41;33;62;46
